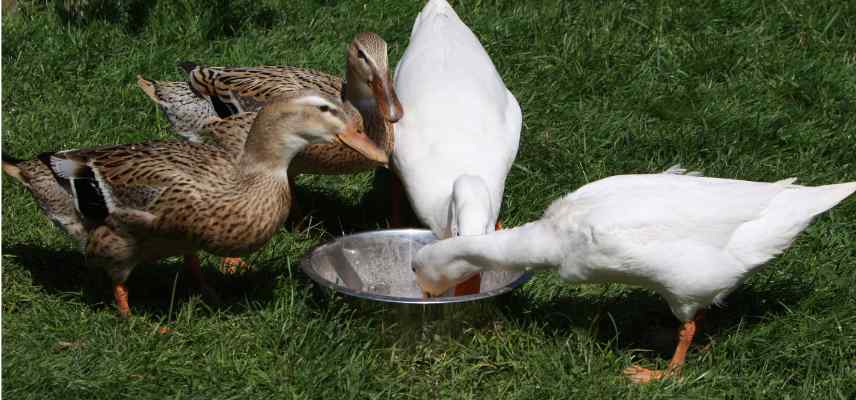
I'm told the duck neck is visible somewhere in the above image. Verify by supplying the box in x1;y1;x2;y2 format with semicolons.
418;220;564;288
239;117;307;180
455;221;564;272
450;175;493;237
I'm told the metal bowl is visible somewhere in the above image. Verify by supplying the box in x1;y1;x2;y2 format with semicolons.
300;229;530;339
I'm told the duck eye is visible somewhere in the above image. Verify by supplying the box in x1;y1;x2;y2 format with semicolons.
319;105;331;113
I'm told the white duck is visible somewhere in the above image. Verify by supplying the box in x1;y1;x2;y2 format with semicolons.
413;166;856;383
392;0;521;240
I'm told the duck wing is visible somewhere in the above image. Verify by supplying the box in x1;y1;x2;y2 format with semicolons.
48;141;233;230
182;62;343;116
196;112;257;162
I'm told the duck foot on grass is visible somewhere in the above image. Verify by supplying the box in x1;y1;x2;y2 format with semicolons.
624;312;702;384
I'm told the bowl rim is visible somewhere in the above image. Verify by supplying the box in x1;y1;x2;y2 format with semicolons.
299;228;532;305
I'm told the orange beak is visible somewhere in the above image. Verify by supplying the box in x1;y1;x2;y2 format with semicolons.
336;121;389;166
370;69;403;123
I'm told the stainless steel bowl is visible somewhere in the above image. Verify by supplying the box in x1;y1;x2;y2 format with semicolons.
300;229;530;339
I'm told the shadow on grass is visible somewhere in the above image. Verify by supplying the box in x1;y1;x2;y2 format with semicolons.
497;276;812;360
54;0;159;35
2;243;283;319
2;171;420;320
292;168;423;237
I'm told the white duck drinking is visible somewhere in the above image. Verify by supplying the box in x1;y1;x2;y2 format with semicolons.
413;166;856;383
393;0;522;293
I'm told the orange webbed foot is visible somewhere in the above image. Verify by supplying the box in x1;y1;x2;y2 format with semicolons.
220;257;250;274
623;365;668;384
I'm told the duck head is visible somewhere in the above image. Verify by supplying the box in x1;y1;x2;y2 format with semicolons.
243;91;389;171
412;236;481;298
345;32;403;123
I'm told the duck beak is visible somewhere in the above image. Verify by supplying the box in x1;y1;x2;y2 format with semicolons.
370;68;403;123
414;272;451;299
336;122;389;166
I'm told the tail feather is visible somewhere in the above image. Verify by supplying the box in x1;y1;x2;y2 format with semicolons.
728;181;856;266
423;0;453;15
136;75;160;104
411;0;456;37
2;152;24;184
134;74;216;141
663;164;703;176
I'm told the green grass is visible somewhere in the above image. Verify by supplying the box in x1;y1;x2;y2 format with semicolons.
3;0;856;398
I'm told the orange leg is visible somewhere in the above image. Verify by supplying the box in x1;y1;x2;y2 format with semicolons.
624;312;702;384
495;220;503;231
113;282;130;318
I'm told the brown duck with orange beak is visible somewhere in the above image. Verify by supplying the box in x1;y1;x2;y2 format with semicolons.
137;32;405;268
2;91;388;317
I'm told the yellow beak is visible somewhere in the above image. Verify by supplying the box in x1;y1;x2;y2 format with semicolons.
336;122;389;166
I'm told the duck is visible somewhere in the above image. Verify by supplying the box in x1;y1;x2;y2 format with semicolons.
137;31;402;175
392;0;521;293
2;91;388;317
413;165;856;383
138;32;404;266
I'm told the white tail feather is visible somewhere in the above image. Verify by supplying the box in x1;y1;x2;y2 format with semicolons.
728;182;856;266
662;164;703;176
49;156;84;179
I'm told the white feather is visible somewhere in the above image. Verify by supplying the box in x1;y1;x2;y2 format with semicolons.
662;164;703;176
48;155;81;179
414;173;856;321
393;0;522;239
294;94;336;109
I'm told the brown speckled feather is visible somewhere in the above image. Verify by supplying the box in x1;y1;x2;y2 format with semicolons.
145;66;391;175
2;154;87;244
137;76;218;141
188;65;344;112
186;65;390;174
56;140;291;259
193;110;385;175
8;92;375;316
197;112;257;162
138;32;397;176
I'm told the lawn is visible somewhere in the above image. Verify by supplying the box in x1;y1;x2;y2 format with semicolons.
3;0;856;398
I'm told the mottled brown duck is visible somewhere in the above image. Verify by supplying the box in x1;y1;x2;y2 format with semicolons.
137;32;401;175
2;91;388;317
137;32;406;267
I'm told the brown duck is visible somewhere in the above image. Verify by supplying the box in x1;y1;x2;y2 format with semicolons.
2;91;388;317
137;32;402;175
137;32;406;267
